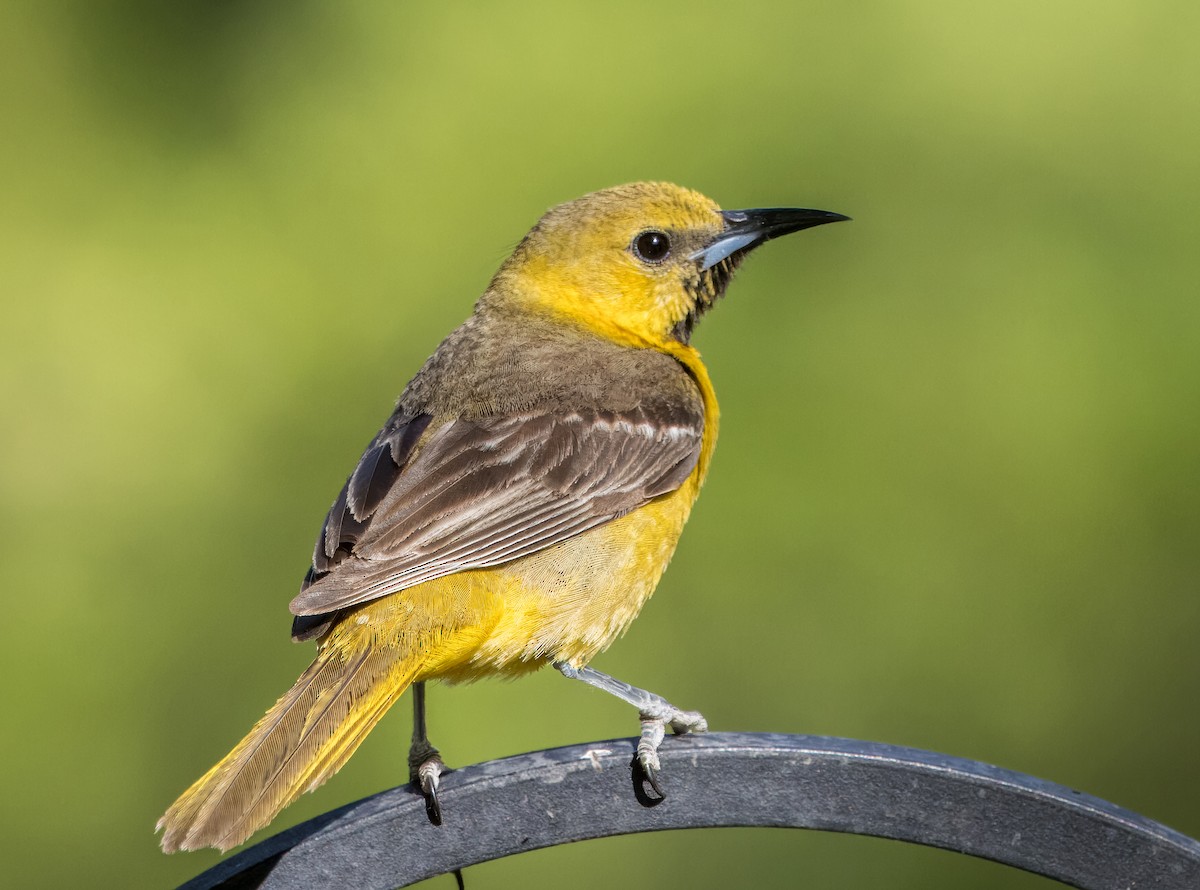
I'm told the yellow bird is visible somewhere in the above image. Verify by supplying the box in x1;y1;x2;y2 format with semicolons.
157;181;847;853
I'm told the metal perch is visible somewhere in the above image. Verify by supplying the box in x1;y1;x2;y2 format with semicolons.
177;732;1200;890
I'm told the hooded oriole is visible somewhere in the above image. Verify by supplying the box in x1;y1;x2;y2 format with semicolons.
157;181;847;853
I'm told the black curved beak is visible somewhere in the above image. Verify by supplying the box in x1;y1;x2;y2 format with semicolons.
692;207;850;271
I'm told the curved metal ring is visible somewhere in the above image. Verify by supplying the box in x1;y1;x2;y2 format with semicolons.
178;733;1200;889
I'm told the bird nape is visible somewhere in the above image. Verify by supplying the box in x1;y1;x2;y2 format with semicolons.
157;181;848;854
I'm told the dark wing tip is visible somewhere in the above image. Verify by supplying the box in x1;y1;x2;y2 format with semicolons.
291;612;334;641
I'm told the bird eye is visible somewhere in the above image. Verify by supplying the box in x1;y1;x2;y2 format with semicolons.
632;230;671;264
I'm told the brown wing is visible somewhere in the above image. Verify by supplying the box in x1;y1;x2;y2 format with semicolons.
289;404;703;623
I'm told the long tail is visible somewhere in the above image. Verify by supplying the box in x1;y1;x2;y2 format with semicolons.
157;638;419;853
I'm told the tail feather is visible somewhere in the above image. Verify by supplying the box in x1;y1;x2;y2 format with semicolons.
157;640;419;853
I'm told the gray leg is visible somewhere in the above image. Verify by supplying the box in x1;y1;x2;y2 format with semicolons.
554;662;707;797
407;681;445;825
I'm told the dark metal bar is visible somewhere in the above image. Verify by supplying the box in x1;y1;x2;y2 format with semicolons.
177;733;1200;890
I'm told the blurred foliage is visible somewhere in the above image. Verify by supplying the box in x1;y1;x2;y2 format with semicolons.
1;1;1197;887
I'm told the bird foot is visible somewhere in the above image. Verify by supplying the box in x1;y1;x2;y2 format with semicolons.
636;706;707;798
408;742;445;825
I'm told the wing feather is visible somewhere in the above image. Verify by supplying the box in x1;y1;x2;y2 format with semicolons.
291;404;702;619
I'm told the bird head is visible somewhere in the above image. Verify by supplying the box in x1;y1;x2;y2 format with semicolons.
489;181;847;347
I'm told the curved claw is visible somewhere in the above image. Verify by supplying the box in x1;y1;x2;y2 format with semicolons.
636;718;667;800
417;758;445;826
634;706;705;801
637;756;665;799
410;739;445;826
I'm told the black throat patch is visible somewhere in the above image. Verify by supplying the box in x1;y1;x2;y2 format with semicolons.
674;255;743;344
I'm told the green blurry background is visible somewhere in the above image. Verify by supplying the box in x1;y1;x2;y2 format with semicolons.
2;1;1197;887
